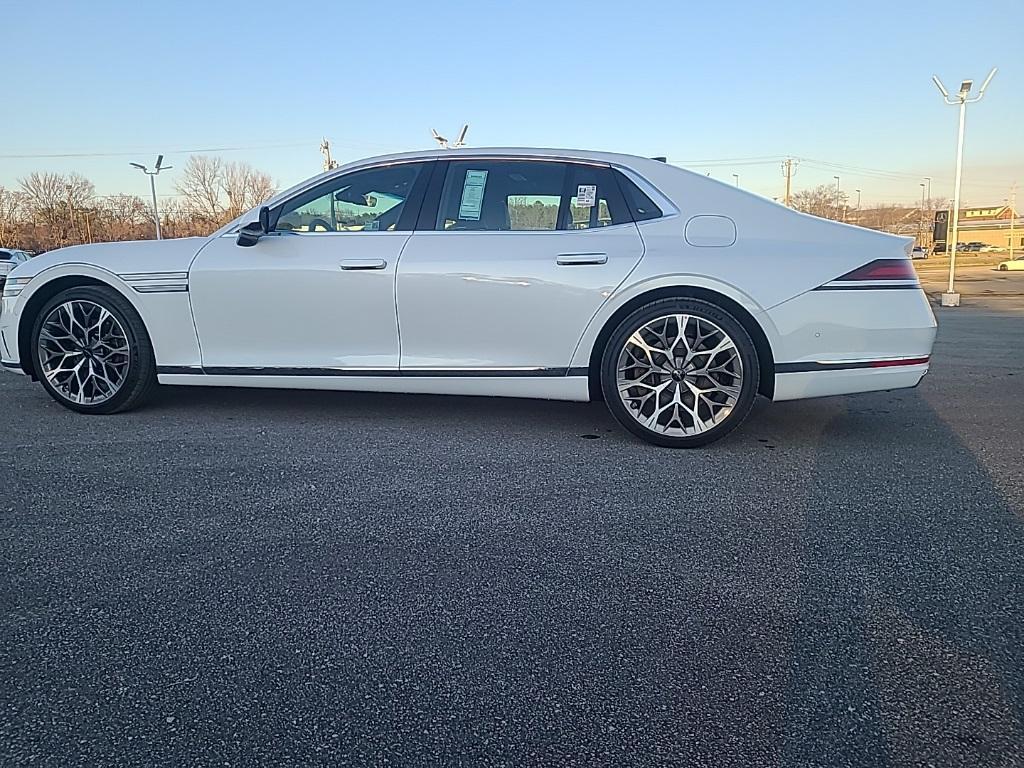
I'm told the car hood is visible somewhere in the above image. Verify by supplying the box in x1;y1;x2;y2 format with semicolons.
8;237;208;281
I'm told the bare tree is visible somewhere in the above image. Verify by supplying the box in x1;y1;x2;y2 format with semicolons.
223;161;275;220
176;155;225;224
790;184;849;220
98;194;151;241
0;186;25;245
177;155;276;228
19;172;95;248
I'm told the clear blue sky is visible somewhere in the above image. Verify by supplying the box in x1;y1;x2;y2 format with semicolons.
2;0;1021;207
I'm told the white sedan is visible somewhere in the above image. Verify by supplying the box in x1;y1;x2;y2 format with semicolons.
997;256;1024;270
0;148;937;447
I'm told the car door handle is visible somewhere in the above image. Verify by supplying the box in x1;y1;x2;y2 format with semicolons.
556;253;608;266
339;259;387;270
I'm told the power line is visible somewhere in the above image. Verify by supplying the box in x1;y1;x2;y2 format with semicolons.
0;141;315;160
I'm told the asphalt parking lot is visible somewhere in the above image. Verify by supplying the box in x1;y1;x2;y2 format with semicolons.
1;299;1022;767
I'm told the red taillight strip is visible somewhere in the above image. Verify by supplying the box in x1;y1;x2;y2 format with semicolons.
869;356;930;368
833;258;918;282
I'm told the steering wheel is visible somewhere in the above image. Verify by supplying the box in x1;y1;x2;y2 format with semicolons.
308;217;335;232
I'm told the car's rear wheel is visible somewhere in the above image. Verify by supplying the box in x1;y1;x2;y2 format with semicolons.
31;286;157;414
600;298;760;448
999;264;1008;271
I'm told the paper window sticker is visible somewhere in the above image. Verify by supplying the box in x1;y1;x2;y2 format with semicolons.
458;170;488;220
577;184;597;207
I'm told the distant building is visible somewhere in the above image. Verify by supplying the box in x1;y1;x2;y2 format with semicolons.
933;206;1021;252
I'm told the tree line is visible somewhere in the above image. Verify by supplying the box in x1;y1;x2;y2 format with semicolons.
790;184;948;237
0;155;275;252
0;165;949;252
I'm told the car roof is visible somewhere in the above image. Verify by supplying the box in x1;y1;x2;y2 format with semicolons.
337;146;657;167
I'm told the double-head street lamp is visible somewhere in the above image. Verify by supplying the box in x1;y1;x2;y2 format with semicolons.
931;68;997;306
130;155;171;240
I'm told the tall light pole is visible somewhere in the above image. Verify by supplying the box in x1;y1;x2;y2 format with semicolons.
732;173;739;187
932;68;997;306
833;176;841;220
923;176;932;248
130;155;171;240
1010;183;1017;263
919;182;926;245
855;189;862;210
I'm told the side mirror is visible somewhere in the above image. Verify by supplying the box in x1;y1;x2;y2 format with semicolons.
236;206;272;247
236;221;263;247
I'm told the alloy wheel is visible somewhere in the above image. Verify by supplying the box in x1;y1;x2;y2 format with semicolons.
37;300;131;405
616;313;744;437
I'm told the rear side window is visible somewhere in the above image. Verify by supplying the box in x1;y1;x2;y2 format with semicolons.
436;160;568;231
615;170;663;222
564;164;631;230
433;160;641;232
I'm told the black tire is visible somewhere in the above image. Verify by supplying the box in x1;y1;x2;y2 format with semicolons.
31;285;157;414
600;298;760;448
998;264;1008;271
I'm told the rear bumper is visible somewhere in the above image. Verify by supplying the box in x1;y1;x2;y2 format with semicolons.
764;285;936;402
1;359;24;374
773;360;928;401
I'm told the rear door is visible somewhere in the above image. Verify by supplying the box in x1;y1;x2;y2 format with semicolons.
395;158;645;372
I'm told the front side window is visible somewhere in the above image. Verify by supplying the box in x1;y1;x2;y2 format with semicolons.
436;160;568;231
275;163;425;233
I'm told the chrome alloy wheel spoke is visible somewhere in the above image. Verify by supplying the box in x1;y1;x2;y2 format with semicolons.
37;300;130;405
616;314;743;437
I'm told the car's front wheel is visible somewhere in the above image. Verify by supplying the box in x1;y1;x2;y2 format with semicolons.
600;298;760;448
31;286;157;414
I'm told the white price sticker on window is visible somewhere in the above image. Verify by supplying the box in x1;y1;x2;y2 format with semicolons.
459;170;488;220
576;184;597;208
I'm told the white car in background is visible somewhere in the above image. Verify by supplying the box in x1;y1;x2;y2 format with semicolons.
997;256;1024;271
0;148;937;447
0;248;32;288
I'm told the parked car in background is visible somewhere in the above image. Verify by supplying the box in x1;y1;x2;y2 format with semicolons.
0;249;32;290
963;242;986;252
979;244;1002;253
911;246;928;259
0;148;937;448
997;256;1024;271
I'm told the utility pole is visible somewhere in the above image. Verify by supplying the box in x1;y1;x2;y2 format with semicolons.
732;173;739;187
855;189;862;210
781;158;797;207
130;155;171;240
932;67;997;306
320;139;338;172
65;184;77;246
833;176;841;220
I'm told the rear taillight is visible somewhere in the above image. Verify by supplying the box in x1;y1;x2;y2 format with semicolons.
869;356;930;368
835;259;917;282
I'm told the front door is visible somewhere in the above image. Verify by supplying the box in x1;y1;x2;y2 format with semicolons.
396;159;645;372
189;161;429;371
